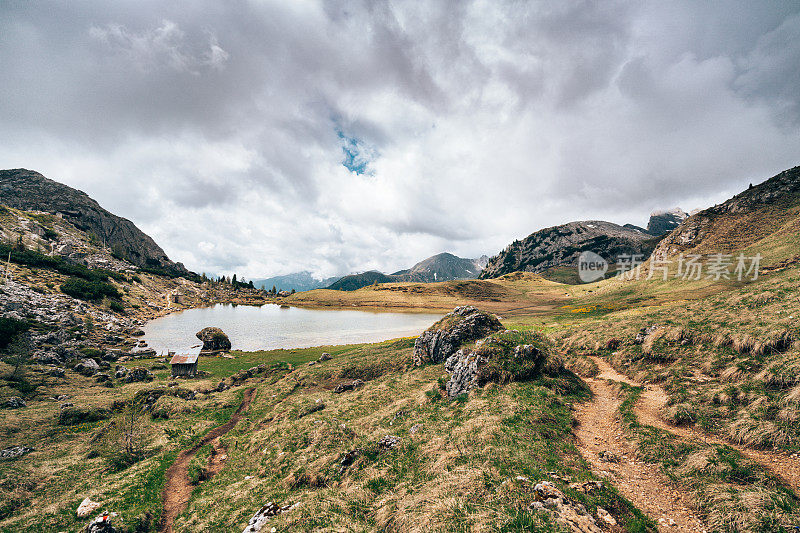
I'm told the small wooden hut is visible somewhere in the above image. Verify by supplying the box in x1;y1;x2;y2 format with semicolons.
170;353;199;378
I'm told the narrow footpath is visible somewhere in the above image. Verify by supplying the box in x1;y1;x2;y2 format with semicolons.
589;356;800;494
574;365;705;532
159;388;256;533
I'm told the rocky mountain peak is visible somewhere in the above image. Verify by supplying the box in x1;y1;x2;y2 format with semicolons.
0;169;185;273
647;208;688;236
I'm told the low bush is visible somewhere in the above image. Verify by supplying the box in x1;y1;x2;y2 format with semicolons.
58;406;111;425
60;278;121;301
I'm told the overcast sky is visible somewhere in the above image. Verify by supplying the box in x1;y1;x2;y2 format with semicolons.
1;1;799;279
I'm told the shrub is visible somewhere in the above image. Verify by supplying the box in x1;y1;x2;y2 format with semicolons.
61;278;121;301
108;299;125;313
0;317;29;349
58;406;111;425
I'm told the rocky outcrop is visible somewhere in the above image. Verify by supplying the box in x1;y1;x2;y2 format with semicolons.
196;327;231;354
0;169;186;273
4;396;26;409
479;220;657;279
529;481;603;533
444;330;563;398
243;502;299;533
413;306;503;366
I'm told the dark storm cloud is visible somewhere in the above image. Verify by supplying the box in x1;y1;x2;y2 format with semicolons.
0;0;798;277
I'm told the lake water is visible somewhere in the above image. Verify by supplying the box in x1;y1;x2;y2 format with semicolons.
141;304;442;355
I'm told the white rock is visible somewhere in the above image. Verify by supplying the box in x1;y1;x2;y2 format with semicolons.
596;507;617;526
77;497;101;518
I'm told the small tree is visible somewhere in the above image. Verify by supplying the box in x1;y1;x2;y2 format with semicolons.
8;331;32;378
102;405;150;469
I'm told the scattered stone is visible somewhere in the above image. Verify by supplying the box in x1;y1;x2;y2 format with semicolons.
634;325;659;344
242;502;299;533
60;402;74;409
596;507;617;526
77;497;102;518
598;450;619;463
124;367;153;383
94;373;111;383
531;481;603;533
568;480;603;494
318;352;332;361
378;435;400;449
114;366;128;379
4;396;26;409
74;359;100;376
412;306;503;366
0;445;34;460
410;423;422;434
57;394;71;401
196;327;231;354
48;367;66;378
307;360;317;366
333;379;364;393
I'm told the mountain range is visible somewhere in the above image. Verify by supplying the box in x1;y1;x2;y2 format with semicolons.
326;252;488;291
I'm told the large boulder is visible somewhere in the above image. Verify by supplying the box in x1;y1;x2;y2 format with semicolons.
196;327;232;354
412;306;503;366
74;358;101;377
444;330;563;398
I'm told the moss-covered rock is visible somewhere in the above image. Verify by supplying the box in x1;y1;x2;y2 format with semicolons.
444;329;563;398
412;306;503;366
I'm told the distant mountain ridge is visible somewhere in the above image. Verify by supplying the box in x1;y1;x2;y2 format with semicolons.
327;252;486;291
251;271;339;293
0;169;186;273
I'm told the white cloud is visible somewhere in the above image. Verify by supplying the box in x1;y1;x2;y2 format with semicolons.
0;1;798;278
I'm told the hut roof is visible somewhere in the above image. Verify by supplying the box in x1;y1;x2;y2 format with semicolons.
170;353;199;365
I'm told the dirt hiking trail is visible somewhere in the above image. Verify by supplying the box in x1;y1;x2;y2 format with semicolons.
575;364;705;531
159;387;256;533
589;356;800;494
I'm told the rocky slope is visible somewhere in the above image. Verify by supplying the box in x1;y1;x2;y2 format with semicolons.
328;253;486;291
0;169;185;273
479;220;659;279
